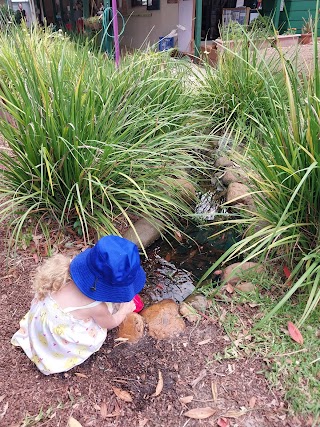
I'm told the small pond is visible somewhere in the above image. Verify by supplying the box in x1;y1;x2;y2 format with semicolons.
140;204;239;306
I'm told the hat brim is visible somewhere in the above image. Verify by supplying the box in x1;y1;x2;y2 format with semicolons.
70;248;146;303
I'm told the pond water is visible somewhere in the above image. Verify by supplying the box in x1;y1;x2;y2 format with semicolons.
140;222;238;305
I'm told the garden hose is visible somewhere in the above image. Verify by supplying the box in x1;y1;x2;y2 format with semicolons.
101;1;125;65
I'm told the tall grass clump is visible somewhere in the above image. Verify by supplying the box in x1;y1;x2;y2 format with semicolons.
201;10;320;324
0;26;209;247
197;22;287;138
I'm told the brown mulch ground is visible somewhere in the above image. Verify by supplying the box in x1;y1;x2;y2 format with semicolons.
0;227;313;427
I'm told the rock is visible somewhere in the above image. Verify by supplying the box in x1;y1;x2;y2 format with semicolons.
223;262;263;285
141;299;186;340
117;313;145;343
179;302;200;322
221;170;239;186
123;217;164;249
215;156;234;168
142;256;195;304
173;178;196;201
221;168;247;186
226;182;253;205
235;282;256;292
179;294;209;323
184;294;208;312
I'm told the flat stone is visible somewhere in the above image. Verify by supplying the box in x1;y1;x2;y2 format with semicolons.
227;182;253;205
140;299;186;340
235;282;256;292
223;262;263;285
117;313;145;343
215;156;234;168
141;256;195;304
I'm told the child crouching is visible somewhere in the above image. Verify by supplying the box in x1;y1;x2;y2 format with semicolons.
11;235;146;375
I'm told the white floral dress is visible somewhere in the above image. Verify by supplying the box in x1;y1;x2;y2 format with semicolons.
11;295;113;375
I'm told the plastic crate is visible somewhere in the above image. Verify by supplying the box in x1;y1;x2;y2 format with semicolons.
159;37;174;51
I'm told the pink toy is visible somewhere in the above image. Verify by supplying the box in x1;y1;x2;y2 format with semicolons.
133;294;144;313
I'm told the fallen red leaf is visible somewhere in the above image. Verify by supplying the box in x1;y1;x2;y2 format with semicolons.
283;266;292;286
217;417;230;427
287;321;303;345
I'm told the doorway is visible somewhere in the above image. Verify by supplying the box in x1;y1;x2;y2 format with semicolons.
201;0;236;40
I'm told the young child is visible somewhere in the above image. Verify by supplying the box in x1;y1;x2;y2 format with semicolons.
11;235;146;375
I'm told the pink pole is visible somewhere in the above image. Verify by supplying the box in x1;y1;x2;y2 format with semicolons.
111;0;120;67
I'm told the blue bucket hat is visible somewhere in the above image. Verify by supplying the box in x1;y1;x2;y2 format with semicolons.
70;235;146;303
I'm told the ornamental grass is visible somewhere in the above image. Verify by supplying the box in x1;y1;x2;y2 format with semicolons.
0;26;209;248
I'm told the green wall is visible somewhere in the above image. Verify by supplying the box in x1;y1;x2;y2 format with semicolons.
279;0;319;33
263;0;319;33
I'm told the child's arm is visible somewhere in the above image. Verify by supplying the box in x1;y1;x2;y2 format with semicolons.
91;300;135;330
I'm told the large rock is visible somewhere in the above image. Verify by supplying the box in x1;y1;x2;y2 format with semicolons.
117;313;145;343
223;262;263;285
123;217;164;249
226;182;253;205
221;168;247;186
215;156;234;168
173;178;196;201
141;299;186;340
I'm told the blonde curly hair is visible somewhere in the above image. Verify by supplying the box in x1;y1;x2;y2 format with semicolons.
32;254;71;300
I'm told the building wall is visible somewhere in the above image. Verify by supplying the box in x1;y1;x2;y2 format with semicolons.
279;0;319;33
119;0;179;50
264;0;319;33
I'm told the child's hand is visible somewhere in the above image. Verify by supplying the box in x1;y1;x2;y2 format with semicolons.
91;300;136;329
119;300;136;316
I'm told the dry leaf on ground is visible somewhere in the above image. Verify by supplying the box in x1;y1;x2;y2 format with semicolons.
74;373;88;378
198;338;211;346
222;408;247;418
67;416;83;427
211;382;218;401
183;407;216;419
179;395;194;404
100;402;108;419
249;396;257;408
152;370;163;397
287;321;304;345
0;402;8;420
112;386;133;402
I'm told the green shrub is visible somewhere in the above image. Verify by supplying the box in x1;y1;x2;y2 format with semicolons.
197;25;286;139
0;27;209;247
200;9;320;324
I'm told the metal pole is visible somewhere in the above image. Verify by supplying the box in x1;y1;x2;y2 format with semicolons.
194;0;202;57
111;0;120;67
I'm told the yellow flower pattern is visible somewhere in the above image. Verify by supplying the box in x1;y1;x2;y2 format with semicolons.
11;295;109;375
